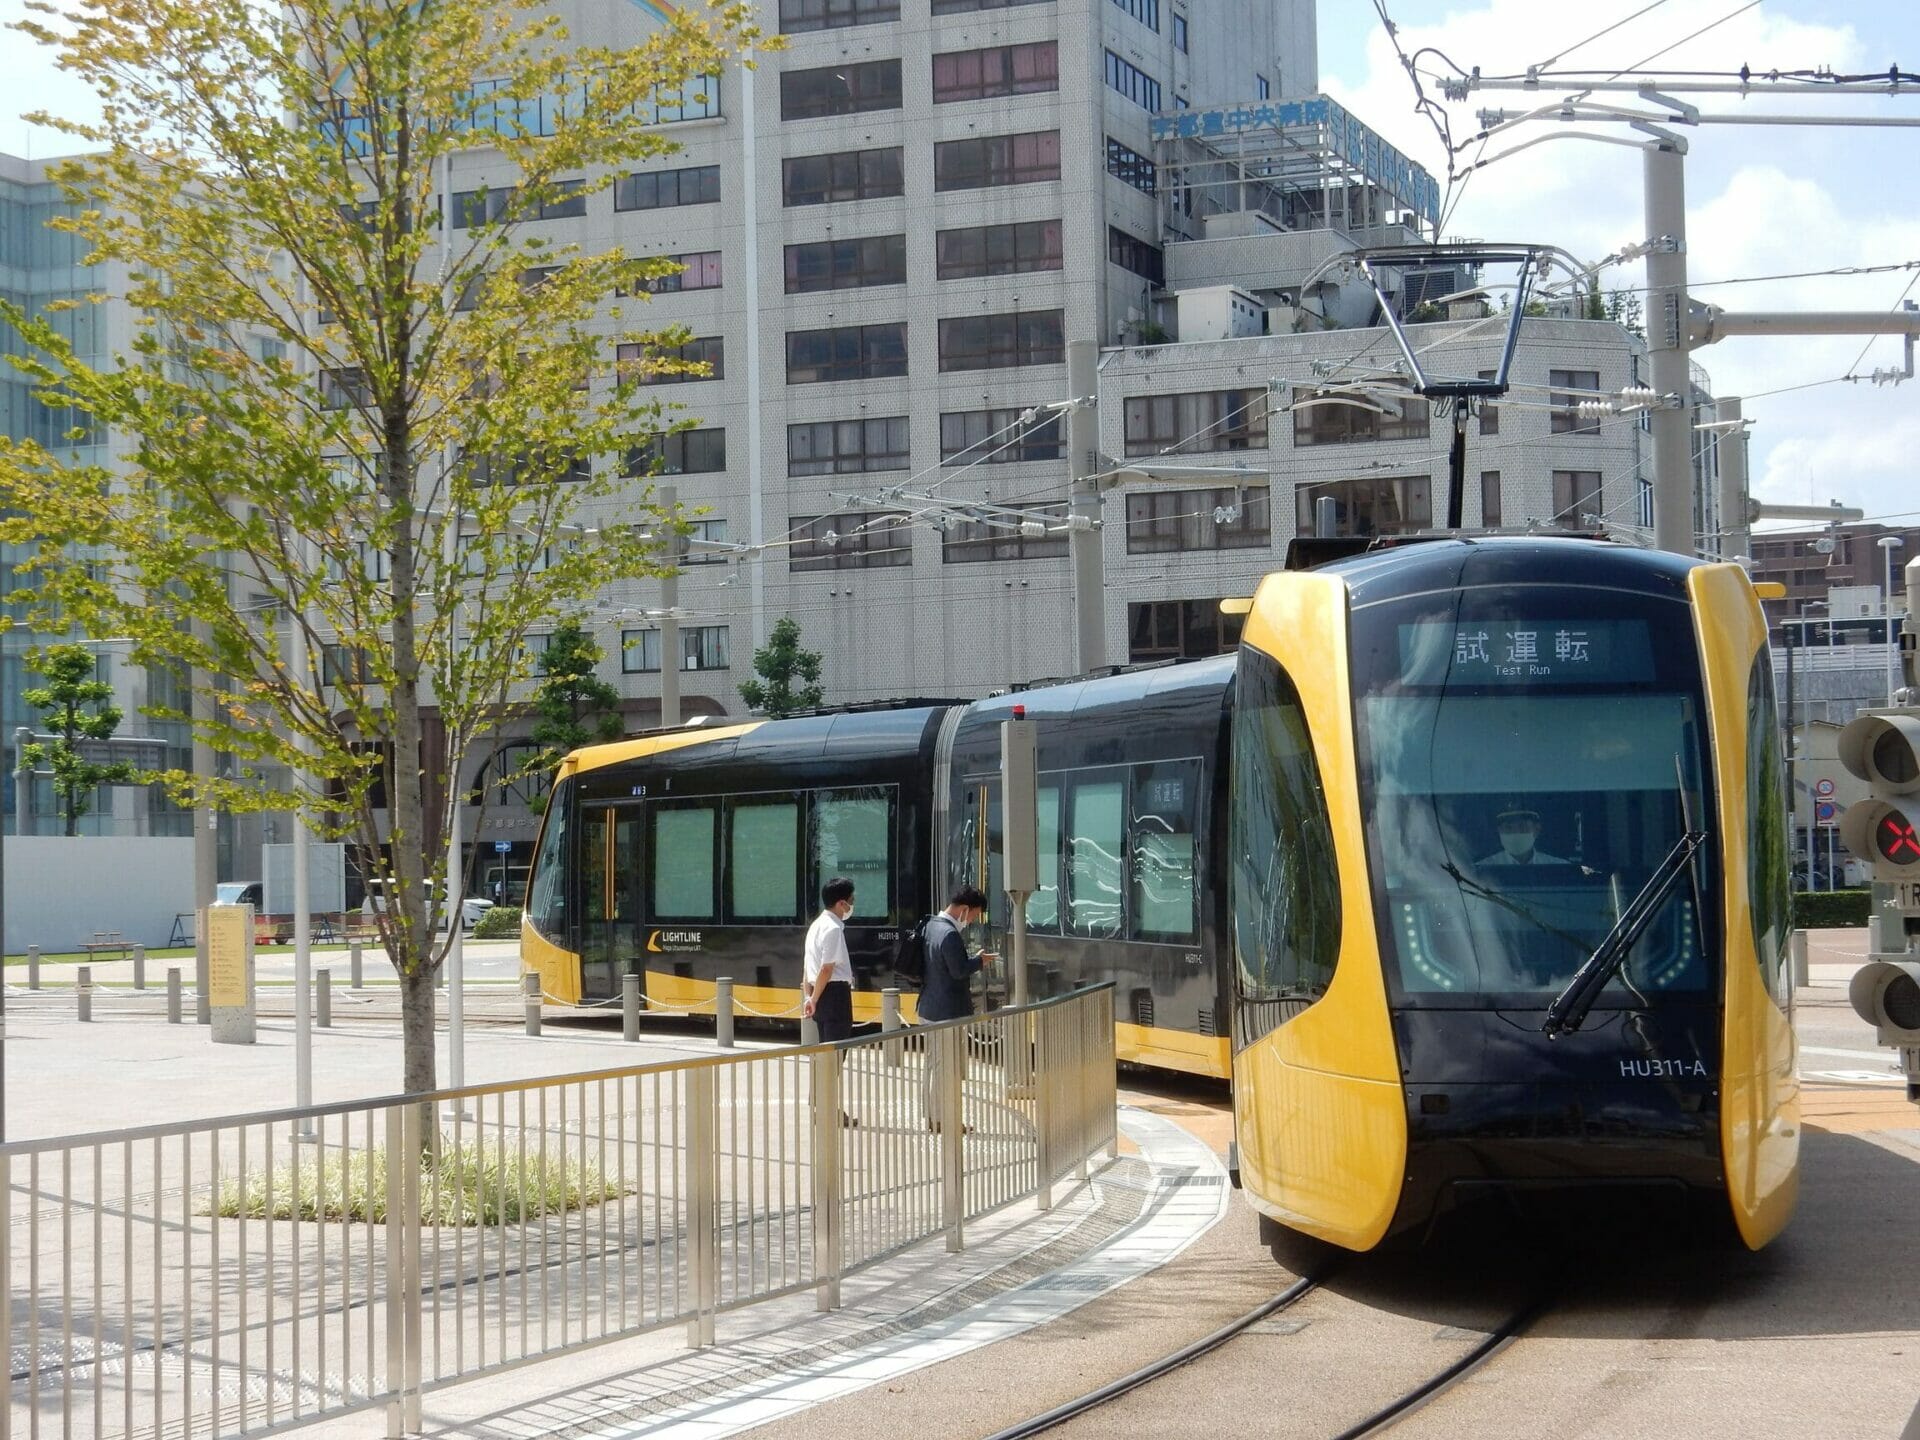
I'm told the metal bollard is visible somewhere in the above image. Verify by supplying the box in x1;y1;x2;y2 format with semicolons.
623;972;640;1043
350;941;364;990
1790;928;1810;990
27;945;39;990
881;987;902;1068
167;967;182;1023
133;943;146;991
523;971;542;1037
716;976;735;1049
316;968;332;1028
77;965;92;1023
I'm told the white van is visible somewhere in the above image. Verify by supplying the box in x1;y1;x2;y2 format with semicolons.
362;880;493;931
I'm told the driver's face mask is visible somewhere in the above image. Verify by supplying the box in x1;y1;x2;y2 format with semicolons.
1499;828;1537;859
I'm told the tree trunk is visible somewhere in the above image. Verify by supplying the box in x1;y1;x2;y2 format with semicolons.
399;963;438;1095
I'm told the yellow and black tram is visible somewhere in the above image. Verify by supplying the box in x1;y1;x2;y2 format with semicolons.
523;535;1799;1250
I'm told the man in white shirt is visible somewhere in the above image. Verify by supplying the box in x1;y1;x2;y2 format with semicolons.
804;876;858;1128
1480;807;1567;867
804;876;857;1038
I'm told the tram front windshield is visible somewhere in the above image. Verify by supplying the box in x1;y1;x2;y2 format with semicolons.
1354;587;1714;1009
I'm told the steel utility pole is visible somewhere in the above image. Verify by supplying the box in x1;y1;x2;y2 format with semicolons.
659;483;680;728
1066;342;1104;674
1643;138;1694;555
1713;397;1748;562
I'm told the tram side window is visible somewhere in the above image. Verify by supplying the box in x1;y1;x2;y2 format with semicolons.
1230;652;1340;1007
1024;784;1063;931
528;779;572;937
1746;649;1790;995
813;788;893;918
652;802;719;920
1068;778;1125;938
1131;761;1198;940
729;800;801;921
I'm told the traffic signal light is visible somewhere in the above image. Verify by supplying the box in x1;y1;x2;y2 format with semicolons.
1836;714;1920;889
1847;959;1920;1102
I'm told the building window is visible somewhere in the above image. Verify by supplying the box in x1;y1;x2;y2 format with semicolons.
1107;227;1165;286
1128;599;1242;664
626;428;728;476
932;41;1059;103
1123;389;1268;455
450;180;586;226
1256;74;1270;99
780;59;903;120
933;131;1061;190
681;627;731;671
461;447;591;487
1172;13;1187;51
1551;469;1603;524
937;310;1066;371
1125;487;1269;553
778;0;898;32
1550;368;1602;435
1294;475;1432;537
789;511;915;571
1106;137;1157;195
319;367;370;410
787;416;912;475
782;146;904;206
613;165;720;212
934;220;1064;280
785;323;909;384
783;234;908;293
940;408;1065;466
1110;0;1158;30
630;251;722;294
1481;470;1501;527
942;501;1070;563
1104;51;1162;111
1291;390;1430;445
322;644;372;687
932;0;1051;10
1478;369;1500;434
681;518;730;565
621;628;663;674
618;336;723;386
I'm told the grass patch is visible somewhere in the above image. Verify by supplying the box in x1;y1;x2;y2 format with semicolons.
211;1142;623;1225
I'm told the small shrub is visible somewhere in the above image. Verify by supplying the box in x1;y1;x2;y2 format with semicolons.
1792;889;1871;929
210;1141;620;1226
473;905;522;939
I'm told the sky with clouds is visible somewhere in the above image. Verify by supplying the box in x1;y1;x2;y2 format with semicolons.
1;0;1914;540
1316;0;1919;538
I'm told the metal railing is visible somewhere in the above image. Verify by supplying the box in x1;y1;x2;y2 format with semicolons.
1;985;1116;1440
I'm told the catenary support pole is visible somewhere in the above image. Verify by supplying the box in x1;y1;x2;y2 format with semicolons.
1716;397;1749;562
192;630;215;1026
659;483;681;729
1066;341;1104;673
1644;139;1697;556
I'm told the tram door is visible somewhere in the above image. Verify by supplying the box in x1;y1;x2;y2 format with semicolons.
579;802;644;1001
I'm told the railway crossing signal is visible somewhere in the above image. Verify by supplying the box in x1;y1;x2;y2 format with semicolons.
1847;960;1920;1103
1836;714;1920;888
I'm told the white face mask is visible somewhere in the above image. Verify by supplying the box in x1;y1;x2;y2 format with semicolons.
1500;829;1536;859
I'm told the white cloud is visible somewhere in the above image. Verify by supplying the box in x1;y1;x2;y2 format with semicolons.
1321;1;1916;527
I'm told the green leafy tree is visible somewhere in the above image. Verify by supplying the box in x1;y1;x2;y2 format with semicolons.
20;644;139;836
739;616;823;719
524;620;624;803
1604;286;1647;339
0;0;765;1092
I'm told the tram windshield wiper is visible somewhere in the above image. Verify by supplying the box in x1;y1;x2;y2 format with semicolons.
1542;828;1704;1039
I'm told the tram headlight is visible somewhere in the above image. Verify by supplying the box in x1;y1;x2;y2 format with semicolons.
1836;714;1920;884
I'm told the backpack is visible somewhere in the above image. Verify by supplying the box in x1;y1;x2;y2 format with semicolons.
892;916;932;984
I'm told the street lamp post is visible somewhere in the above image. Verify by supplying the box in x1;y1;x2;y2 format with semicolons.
1880;536;1904;705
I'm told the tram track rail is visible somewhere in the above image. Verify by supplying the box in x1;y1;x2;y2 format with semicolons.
979;1275;1555;1440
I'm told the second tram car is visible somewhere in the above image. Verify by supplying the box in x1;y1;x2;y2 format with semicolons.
522;536;1799;1250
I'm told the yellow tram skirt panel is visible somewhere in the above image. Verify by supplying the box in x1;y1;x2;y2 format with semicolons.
1690;564;1800;1249
1232;570;1408;1252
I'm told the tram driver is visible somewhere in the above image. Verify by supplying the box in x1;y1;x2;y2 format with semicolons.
1479;806;1567;868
